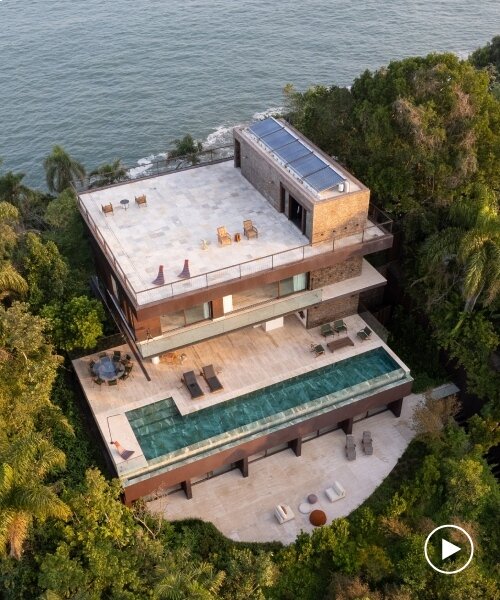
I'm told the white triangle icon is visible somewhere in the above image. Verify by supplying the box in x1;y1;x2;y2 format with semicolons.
442;539;461;560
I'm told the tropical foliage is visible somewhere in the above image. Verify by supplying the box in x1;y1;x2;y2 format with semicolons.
0;38;499;599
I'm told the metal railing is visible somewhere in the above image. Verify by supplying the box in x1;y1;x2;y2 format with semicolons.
77;196;393;307
73;145;234;193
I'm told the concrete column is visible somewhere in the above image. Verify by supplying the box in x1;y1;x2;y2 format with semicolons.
339;418;353;435
288;437;302;457
236;457;249;478
388;398;404;418
181;479;192;499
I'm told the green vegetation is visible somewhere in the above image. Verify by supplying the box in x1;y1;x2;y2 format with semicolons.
169;134;203;164
0;37;499;599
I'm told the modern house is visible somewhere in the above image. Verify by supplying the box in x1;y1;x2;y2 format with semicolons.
74;117;413;504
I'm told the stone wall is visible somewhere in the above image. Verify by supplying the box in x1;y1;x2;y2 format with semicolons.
306;294;359;328
309;256;363;289
311;189;370;244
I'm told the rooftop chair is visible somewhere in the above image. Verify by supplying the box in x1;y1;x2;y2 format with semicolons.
102;203;113;216
274;504;295;524
135;194;147;207
325;480;346;502
357;326;372;341
321;323;334;338
362;431;373;455
201;364;223;393
333;319;347;335
217;226;232;246
243;219;258;239
182;370;204;399
310;343;325;357
345;434;356;461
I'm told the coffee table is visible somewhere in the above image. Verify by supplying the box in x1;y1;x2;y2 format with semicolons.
120;199;130;210
299;502;312;514
309;509;327;527
307;493;318;504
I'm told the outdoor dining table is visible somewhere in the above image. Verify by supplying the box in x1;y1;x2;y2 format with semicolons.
92;356;124;381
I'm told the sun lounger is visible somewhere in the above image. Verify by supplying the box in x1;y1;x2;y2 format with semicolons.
112;440;135;461
274;504;295;524
357;326;372;341
345;434;356;461
201;364;223;392
182;370;204;399
325;481;346;502
362;431;373;455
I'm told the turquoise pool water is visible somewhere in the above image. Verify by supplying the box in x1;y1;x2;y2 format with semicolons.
126;347;400;462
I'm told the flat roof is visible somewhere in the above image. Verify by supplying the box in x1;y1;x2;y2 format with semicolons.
79;161;311;306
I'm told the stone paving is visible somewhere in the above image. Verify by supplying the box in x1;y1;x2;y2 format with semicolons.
148;393;422;545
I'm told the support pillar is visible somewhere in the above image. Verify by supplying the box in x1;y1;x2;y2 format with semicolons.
288;437;302;457
339;418;353;435
388;398;404;418
236;457;249;478
181;479;192;499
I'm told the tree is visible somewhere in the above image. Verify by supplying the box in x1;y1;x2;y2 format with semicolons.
43;145;86;193
0;434;70;559
169;134;203;164
41;296;104;351
22;233;69;313
89;159;127;188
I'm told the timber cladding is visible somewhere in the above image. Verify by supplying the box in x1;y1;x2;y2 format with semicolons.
121;378;412;504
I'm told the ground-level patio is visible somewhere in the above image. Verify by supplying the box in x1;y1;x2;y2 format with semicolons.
147;393;421;545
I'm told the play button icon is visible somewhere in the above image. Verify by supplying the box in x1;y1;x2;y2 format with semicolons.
424;525;474;574
441;539;461;560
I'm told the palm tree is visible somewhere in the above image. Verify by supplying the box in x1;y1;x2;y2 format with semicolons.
169;134;203;165
0;434;70;559
0;263;28;300
89;159;128;188
418;184;500;311
43;145;86;193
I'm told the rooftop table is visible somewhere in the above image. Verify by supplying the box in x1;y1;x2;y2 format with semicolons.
92;356;124;381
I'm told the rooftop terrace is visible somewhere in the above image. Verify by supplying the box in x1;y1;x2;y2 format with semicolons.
78;161;390;307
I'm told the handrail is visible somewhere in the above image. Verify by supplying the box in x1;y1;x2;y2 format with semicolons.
73;144;234;193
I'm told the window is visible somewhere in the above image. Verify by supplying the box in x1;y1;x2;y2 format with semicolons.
279;273;307;296
161;302;211;332
232;282;278;311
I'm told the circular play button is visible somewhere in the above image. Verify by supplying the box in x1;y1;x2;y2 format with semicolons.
424;525;474;574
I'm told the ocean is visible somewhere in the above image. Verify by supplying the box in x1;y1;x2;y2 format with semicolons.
0;0;499;187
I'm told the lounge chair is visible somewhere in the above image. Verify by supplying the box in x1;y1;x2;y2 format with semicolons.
357;326;372;341
333;319;347;335
201;364;223;392
362;431;373;455
182;370;204;399
102;203;113;216
243;219;258;239
217;226;232;246
325;481;346;502
321;323;334;338
135;194;147;207
345;434;356;461
310;343;325;357
112;440;135;460
274;504;295;524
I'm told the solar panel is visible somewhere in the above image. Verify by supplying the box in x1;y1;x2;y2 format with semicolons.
248;118;282;138
274;140;311;163
260;128;296;150
305;167;345;192
289;153;327;178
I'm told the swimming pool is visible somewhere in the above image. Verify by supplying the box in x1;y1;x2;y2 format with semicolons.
126;347;405;466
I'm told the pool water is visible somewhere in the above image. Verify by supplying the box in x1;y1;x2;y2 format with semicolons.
126;347;400;462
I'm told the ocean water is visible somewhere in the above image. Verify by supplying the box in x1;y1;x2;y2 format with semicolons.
0;0;498;187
